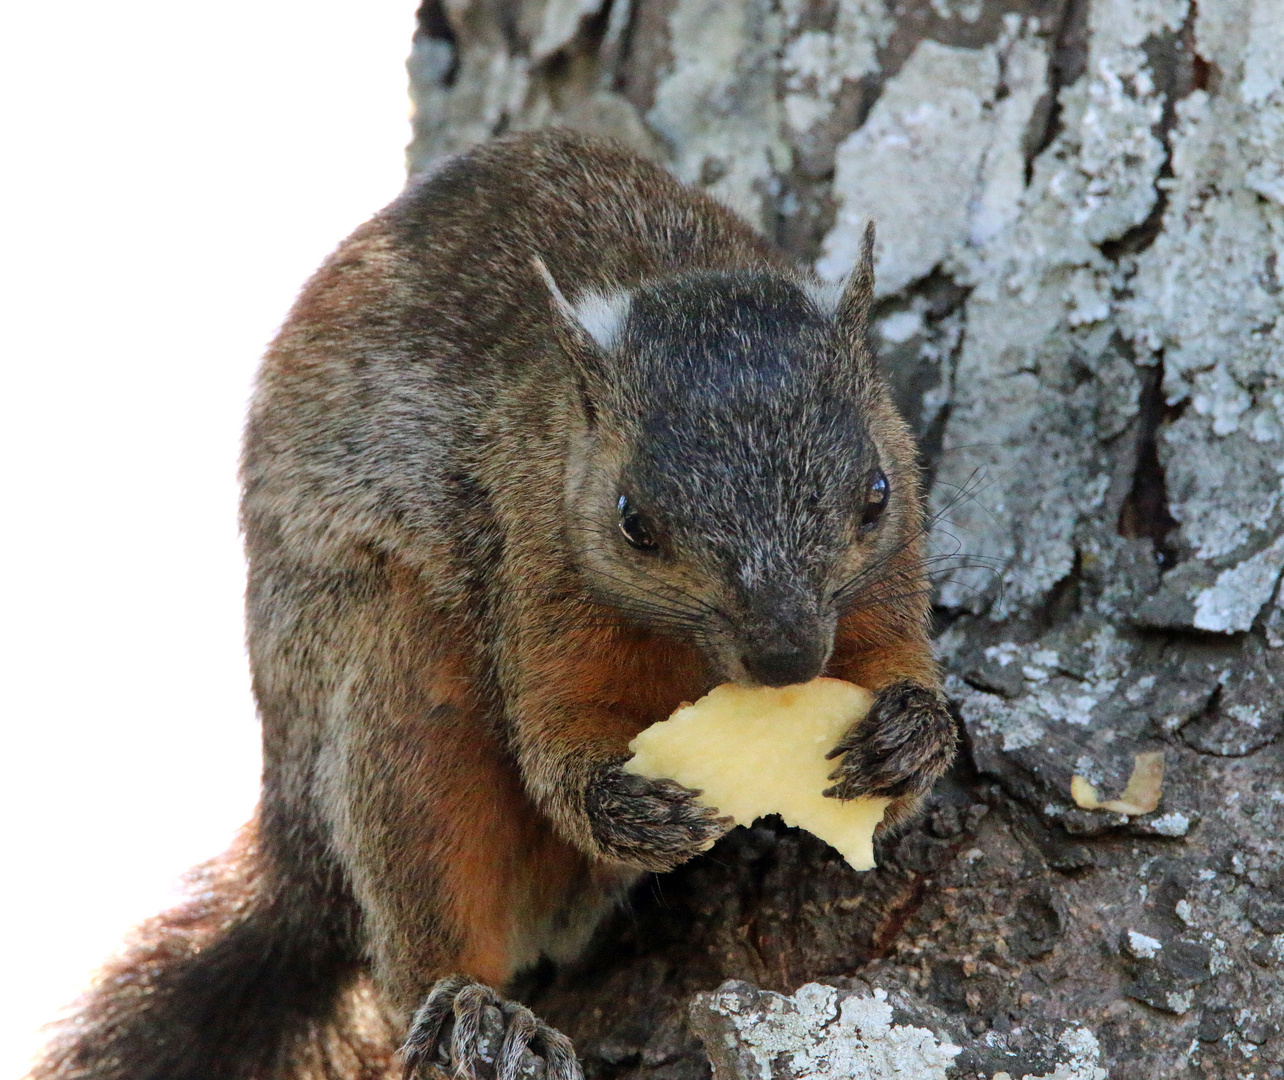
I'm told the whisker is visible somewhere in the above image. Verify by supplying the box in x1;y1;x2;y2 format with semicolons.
831;465;1010;610
563;510;735;620
575;565;711;621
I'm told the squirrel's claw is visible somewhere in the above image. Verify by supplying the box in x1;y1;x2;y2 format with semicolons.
586;766;732;872
823;680;957;802
402;975;582;1080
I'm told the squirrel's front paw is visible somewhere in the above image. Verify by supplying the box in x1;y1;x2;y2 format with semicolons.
586;764;731;872
823;680;957;802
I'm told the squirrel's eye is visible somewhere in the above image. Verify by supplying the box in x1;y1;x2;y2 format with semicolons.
860;469;889;528
617;495;660;551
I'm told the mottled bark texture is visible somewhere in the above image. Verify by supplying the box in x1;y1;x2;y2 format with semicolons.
407;1;1284;1077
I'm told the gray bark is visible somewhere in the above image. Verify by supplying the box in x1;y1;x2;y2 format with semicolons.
406;1;1284;1076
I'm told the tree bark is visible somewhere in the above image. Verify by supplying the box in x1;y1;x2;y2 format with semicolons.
407;2;1284;1077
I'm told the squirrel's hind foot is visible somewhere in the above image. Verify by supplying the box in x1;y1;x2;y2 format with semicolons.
402;975;582;1080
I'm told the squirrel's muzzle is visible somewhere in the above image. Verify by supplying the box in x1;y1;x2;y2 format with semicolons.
740;637;828;688
736;591;834;688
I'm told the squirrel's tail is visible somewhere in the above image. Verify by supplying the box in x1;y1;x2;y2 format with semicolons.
30;819;396;1080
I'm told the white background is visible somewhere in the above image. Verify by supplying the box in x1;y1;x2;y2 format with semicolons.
1;3;415;1073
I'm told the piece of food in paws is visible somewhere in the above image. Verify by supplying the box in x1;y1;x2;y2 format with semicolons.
623;677;890;870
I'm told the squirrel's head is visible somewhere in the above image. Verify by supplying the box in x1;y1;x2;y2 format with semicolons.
542;227;922;689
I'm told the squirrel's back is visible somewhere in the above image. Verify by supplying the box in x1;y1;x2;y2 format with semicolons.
243;131;779;580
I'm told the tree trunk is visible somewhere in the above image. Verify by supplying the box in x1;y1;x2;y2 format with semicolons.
407;2;1284;1077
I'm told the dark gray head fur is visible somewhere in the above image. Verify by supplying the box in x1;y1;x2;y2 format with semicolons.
558;256;919;688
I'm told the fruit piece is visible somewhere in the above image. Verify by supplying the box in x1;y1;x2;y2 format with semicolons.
624;678;890;870
1071;751;1165;815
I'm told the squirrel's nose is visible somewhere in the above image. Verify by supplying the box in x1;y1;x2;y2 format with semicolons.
740;639;826;688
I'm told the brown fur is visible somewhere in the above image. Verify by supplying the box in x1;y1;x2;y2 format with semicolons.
33;131;954;1080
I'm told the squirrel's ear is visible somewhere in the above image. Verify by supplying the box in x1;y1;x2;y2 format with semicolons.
832;220;876;350
533;257;632;355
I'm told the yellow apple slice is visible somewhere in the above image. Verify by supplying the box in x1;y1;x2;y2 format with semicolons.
624;678;890;870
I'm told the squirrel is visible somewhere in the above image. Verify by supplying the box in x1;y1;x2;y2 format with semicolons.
32;129;955;1080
